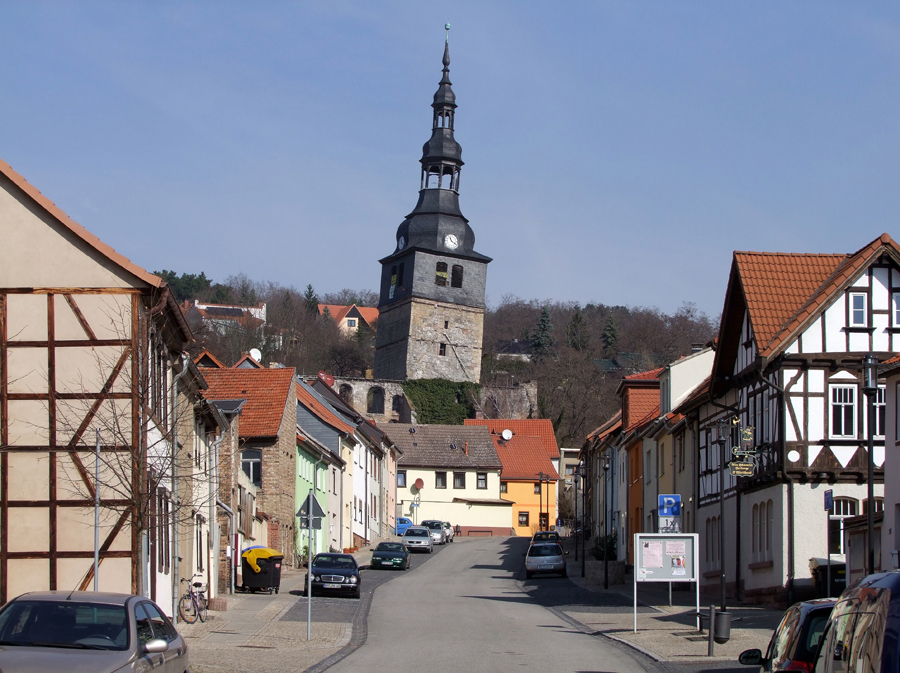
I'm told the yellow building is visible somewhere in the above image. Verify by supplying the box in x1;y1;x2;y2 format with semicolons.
492;434;559;536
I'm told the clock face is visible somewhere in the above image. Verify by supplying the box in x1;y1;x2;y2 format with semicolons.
398;236;406;250
444;234;459;250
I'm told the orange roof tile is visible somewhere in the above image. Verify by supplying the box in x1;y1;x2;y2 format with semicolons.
317;304;378;328
194;349;226;369
624;367;664;381
295;382;355;435
624;387;660;432
492;435;559;481
735;234;900;357
587;410;622;442
0;157;163;289
201;368;295;438
464;419;560;458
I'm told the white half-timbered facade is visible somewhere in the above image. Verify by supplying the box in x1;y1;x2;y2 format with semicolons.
684;234;896;604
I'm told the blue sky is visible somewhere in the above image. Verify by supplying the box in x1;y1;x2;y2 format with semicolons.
3;2;899;317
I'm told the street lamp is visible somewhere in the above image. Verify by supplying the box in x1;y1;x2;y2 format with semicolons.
862;353;878;577
580;462;587;578
716;417;729;612
538;471;546;531
603;457;611;589
573;464;580;561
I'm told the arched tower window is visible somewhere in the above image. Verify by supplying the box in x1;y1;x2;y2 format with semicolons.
451;265;463;288
367;387;385;415
397;263;405;288
435;262;448;286
339;384;353;405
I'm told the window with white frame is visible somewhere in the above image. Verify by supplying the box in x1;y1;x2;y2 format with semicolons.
894;293;900;326
828;497;858;555
875;386;886;438
849;292;867;327
830;386;857;438
751;500;774;563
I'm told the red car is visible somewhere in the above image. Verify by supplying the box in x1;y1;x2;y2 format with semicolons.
740;599;835;673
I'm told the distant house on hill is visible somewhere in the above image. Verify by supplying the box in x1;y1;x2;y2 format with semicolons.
183;299;267;336
318;303;378;335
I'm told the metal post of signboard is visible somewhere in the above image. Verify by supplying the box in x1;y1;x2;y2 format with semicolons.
633;533;700;633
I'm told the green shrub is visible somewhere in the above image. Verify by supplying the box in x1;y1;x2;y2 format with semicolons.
400;379;481;425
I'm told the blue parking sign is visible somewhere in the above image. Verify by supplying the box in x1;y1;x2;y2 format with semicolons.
658;494;681;517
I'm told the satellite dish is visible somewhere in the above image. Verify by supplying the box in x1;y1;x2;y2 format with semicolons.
414;478;424;490
501;429;513;441
249;348;262;362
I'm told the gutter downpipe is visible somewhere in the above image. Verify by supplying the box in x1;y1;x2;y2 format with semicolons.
172;354;190;621
217;500;236;595
209;433;224;597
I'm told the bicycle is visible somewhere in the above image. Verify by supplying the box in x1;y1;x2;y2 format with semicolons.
178;575;208;624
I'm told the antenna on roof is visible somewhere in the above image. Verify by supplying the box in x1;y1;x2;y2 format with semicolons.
501;429;513;441
249;348;262;362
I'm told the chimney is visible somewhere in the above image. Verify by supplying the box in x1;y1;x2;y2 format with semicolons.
464;441;469;456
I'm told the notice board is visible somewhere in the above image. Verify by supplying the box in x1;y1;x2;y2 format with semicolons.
634;533;698;583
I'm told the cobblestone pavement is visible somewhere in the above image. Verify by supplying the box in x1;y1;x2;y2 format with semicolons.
182;540;449;673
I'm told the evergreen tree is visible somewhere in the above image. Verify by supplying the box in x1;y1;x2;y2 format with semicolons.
565;308;590;351
304;284;319;315
531;306;556;362
601;314;620;356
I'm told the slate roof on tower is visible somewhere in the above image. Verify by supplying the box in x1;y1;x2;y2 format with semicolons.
380;424;501;469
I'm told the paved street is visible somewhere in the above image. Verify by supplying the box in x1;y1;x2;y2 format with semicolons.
325;536;652;673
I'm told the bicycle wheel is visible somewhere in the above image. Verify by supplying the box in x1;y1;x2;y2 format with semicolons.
198;596;208;623
178;594;199;624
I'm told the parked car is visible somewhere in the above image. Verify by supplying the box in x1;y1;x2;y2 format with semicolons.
809;571;900;673
0;591;188;673
422;520;446;545
531;531;561;544
442;522;455;542
396;517;413;536
370;541;411;570
739;598;835;673
524;542;568;579
402;526;433;553
305;553;361;598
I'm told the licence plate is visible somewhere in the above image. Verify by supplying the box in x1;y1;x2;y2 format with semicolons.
323;583;342;589
539;565;554;570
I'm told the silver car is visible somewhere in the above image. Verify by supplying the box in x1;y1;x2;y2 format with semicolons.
402;525;434;553
524;542;568;579
442;521;455;542
421;520;446;545
0;591;188;672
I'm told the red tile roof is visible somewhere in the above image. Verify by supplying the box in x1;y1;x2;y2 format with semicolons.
318;304;379;328
295;383;355;435
491;435;559;481
587;410;622;442
194;349;226;369
464;419;560;458
735;234;900;357
201;368;295;438
623;387;660;432
0;157;163;289
624;367;664;381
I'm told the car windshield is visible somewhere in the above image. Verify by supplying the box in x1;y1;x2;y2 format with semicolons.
528;544;562;557
0;600;130;650
424;522;441;530
376;543;405;552
405;529;428;537
533;533;558;541
312;556;356;569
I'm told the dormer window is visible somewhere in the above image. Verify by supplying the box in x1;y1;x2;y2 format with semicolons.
849;292;867;326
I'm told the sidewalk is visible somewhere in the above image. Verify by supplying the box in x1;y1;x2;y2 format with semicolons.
557;538;784;663
180;568;349;673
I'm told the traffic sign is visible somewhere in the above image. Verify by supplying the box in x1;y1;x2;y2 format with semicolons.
658;495;681;517
297;493;326;519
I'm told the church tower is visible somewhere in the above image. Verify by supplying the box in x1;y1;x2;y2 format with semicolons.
374;31;491;383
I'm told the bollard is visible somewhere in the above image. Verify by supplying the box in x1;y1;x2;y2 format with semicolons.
708;605;716;656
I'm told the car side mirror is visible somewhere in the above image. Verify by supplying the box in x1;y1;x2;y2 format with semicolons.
739;649;763;666
144;638;169;654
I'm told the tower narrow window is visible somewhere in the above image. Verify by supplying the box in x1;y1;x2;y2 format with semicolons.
451;265;463;288
397;262;405;288
439;343;447;356
435;262;448;286
367;387;385;414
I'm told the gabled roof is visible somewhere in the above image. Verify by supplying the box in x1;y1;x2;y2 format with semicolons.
463;419;560;458
491;434;558;481
624;367;664;381
194;349;226;369
673;375;711;415
318;304;379;327
0;157;163;289
234;353;263;369
716;234;900;384
382;424;502;470
201;367;295;438
295;381;356;435
586;410;622;443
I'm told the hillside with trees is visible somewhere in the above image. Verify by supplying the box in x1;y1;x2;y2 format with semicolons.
159;271;718;446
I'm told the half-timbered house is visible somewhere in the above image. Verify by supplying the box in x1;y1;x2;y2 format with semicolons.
0;157;202;610
688;233;896;604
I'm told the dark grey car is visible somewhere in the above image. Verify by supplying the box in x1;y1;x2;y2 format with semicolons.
0;591;187;673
